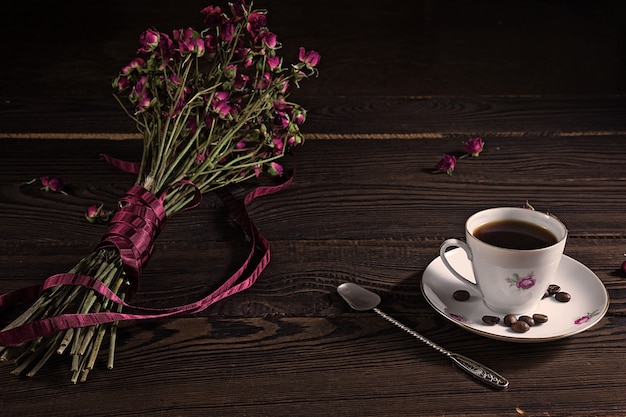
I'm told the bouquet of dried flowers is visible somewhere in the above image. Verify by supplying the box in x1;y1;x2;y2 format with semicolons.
0;0;319;383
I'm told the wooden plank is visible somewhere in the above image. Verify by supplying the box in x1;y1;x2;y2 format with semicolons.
2;1;625;98
2;138;626;243
2;96;626;136
1;235;624;315
0;315;624;416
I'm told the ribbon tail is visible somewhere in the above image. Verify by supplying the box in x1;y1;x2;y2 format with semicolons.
0;172;294;347
101;154;141;174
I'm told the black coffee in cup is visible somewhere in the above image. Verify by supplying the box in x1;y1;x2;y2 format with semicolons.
473;219;558;250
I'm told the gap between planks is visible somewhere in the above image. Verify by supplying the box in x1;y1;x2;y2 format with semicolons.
1;131;625;140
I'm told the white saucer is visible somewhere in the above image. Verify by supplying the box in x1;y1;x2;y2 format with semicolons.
421;248;610;343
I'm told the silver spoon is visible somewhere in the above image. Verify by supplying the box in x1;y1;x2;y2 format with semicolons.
337;282;509;390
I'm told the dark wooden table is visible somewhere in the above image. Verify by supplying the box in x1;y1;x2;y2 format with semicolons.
1;1;626;416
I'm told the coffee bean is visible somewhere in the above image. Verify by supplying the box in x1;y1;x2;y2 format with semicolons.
482;315;500;325
504;314;518;326
453;290;470;301
533;313;549;324
547;284;561;295
519;315;535;327
555;292;571;303
511;321;531;333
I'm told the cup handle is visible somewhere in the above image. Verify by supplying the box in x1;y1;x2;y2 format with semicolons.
439;239;481;295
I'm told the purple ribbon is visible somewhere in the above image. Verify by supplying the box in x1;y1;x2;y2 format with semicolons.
0;155;293;347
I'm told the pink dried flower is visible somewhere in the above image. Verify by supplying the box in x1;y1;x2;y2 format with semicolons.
121;58;145;76
267;161;284;177
298;47;321;69
220;20;235;42
200;5;223;26
40;176;66;193
233;72;250;90
246;12;267;36
293;110;306;125
137;28;161;53
434;154;456;176
267;56;282;71
464;137;484;157
256;72;272;90
272;137;285;154
85;204;113;224
260;31;278;49
274;111;290;129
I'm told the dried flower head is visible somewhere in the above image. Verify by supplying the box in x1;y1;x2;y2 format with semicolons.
464;137;484;157
85;204;113;224
434;154;457;176
23;175;68;194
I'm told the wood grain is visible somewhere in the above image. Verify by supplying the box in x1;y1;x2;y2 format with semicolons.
1;138;625;417
1;0;626;415
2;96;626;136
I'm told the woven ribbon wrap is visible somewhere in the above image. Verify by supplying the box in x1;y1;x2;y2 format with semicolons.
0;175;293;347
97;184;167;296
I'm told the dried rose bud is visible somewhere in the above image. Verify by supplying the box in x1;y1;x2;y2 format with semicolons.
267;161;284;177
434;154;456;176
137;28;160;53
464;137;484;157
39;176;66;193
85;204;112;224
299;47;321;70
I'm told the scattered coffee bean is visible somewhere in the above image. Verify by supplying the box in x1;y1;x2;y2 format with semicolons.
482;315;500;325
518;315;535;327
503;314;518;326
453;290;470;301
511;321;531;333
546;284;561;295
483;284;565;334
555;291;571;303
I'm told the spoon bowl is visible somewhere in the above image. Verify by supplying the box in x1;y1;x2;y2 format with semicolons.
337;282;380;311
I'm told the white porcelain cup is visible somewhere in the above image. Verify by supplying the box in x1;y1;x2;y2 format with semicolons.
439;207;568;314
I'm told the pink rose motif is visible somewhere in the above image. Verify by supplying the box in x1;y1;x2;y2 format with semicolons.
446;310;468;323
506;272;536;290
575;310;599;325
516;275;536;290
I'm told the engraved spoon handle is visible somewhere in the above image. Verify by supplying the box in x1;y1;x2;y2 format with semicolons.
373;308;509;390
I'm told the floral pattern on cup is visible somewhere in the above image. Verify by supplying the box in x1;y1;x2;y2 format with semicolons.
575;310;600;325
445;309;469;323
506;272;536;290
